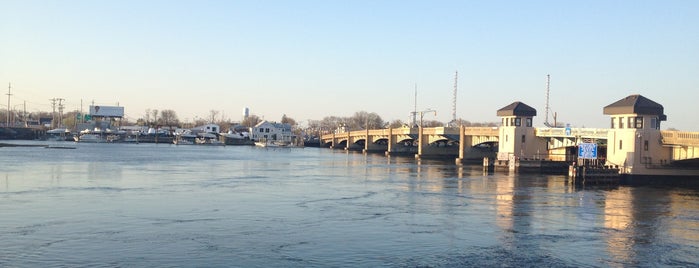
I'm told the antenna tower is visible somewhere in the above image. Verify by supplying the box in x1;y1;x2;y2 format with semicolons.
411;83;417;127
6;83;12;126
544;74;551;127
451;71;458;126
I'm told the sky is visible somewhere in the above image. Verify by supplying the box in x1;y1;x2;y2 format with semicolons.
2;0;698;130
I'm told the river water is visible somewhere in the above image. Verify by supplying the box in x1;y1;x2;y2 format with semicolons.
1;141;698;267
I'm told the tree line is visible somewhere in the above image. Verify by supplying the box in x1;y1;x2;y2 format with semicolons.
4;106;496;136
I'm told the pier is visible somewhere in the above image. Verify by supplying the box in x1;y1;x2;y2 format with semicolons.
321;94;699;179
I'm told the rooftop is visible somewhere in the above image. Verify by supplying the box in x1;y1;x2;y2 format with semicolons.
603;94;666;120
497;101;537;117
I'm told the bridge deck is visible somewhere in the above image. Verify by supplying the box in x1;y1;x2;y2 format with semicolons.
321;127;699;148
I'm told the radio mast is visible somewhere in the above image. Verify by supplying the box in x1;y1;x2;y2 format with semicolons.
544;74;551;127
411;83;417;127
451;71;458;126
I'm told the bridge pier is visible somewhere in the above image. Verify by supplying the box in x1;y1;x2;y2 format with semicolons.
385;128;416;156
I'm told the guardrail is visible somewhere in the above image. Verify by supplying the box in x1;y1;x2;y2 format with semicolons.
661;130;699;147
535;128;608;139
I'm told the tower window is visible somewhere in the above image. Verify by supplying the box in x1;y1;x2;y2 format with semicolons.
635;117;643;129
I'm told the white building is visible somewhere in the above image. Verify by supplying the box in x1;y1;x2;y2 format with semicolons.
251;121;295;142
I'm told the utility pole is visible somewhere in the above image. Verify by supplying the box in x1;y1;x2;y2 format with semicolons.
23;101;27;127
50;98;58;128
6;83;12;126
419;109;437;128
57;98;65;129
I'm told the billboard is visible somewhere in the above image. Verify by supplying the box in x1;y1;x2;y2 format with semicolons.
89;105;124;117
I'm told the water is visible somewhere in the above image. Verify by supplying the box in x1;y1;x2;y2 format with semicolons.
1;141;698;267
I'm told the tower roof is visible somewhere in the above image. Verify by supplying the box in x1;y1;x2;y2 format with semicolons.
603;94;666;120
497;101;537;117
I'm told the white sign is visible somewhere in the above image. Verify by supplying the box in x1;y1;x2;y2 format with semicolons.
89;105;124;117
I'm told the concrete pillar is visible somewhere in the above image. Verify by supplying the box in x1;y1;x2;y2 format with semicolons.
331;133;336;149
416;126;424;159
345;132;351;150
456;125;466;164
386;128;393;156
363;128;370;153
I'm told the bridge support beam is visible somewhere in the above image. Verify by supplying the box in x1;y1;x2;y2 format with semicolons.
385;128;393;156
456;125;466;164
415;126;424;159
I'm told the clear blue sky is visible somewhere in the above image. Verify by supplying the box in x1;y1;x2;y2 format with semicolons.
2;0;698;130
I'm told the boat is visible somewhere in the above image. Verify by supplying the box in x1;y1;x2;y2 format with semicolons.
74;133;105;143
45;128;73;141
195;133;225;146
255;139;295;148
73;128;122;143
221;129;254;145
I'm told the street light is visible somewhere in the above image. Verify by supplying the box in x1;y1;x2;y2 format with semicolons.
416;109;437;128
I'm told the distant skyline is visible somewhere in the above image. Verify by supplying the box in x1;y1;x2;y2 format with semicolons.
2;1;698;130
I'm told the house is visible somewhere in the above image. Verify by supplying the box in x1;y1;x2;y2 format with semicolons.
251;121;295;142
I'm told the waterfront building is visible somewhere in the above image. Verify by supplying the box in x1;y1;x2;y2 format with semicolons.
251;120;295;143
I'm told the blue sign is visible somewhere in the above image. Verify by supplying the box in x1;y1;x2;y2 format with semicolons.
578;143;598;159
565;123;571;136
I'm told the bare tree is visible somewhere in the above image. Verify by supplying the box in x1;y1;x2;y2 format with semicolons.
151;109;159;126
209;110;219;124
388;119;407;128
319;116;344;133
349;111;384;130
422;120;444;127
159;109;180;128
144;109;151;126
242;114;261;128
281;114;297;126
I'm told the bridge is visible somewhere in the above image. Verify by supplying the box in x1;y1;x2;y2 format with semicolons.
320;126;699;163
319;94;699;177
320;126;498;160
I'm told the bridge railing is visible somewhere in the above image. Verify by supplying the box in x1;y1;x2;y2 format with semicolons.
463;127;499;136
661;130;699;147
535;128;608;139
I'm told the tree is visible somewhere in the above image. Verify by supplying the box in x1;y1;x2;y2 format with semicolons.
388;119;407;128
319;116;345;133
151;109;159;126
159;109;180;128
348;111;385;130
242;114;261;128
281;114;297;126
144;109;151;126
421;120;444;127
208;110;220;124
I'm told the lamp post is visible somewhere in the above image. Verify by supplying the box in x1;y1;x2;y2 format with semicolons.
419;109;437;128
